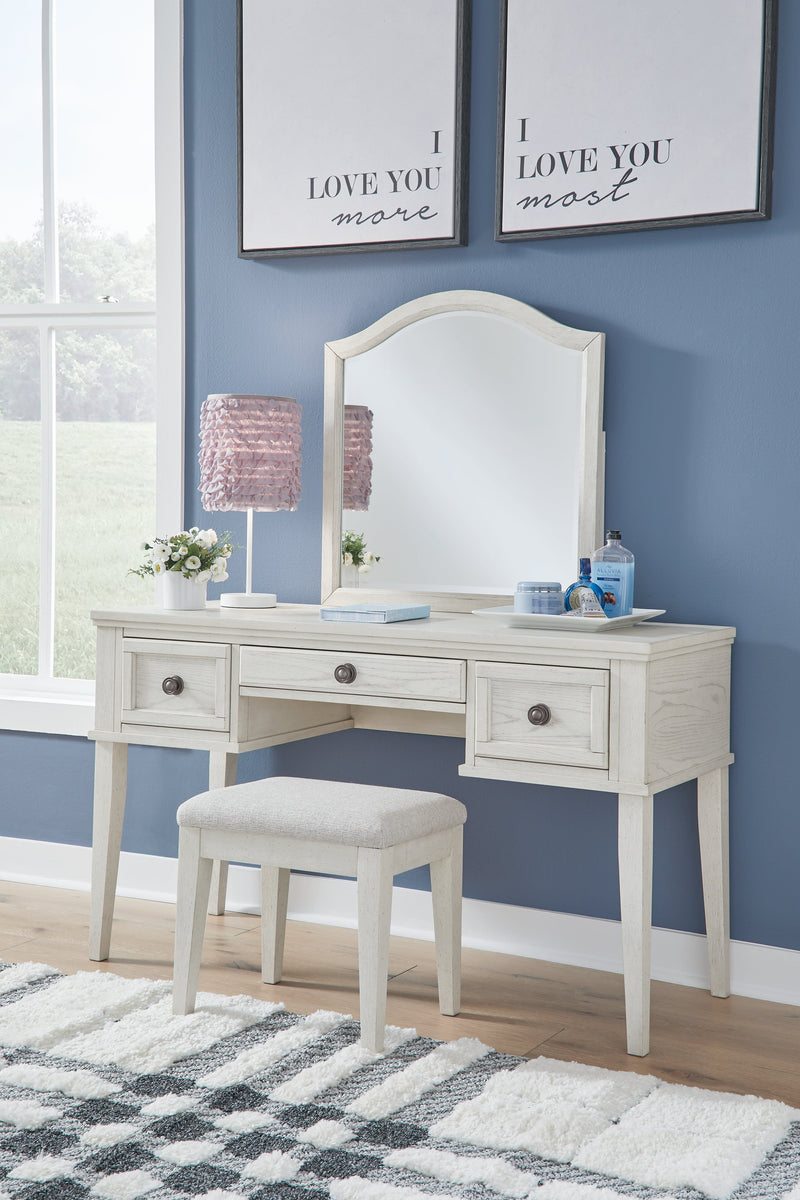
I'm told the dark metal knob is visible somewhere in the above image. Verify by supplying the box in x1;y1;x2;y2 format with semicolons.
162;675;184;696
334;663;357;685
527;703;551;726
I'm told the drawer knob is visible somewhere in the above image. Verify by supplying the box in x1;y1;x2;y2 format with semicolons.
334;662;358;685
162;675;185;696
527;703;551;726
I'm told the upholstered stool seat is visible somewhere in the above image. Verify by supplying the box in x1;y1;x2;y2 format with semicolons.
172;776;466;1050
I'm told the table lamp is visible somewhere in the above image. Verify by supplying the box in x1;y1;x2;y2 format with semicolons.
198;393;302;607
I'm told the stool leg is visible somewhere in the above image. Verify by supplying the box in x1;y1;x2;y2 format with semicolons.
430;825;463;1016
173;826;213;1015
357;847;394;1052
260;866;290;984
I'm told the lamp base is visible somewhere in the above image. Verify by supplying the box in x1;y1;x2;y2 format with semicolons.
219;592;277;608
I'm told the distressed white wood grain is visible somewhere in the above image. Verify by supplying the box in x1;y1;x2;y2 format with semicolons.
474;661;609;769
91;604;734;1059
240;645;465;703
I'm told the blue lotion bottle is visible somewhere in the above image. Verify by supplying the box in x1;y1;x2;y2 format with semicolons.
591;531;635;616
564;558;605;612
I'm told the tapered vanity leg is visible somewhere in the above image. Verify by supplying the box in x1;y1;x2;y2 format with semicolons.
357;847;394;1052
697;766;730;998
430;826;463;1016
89;740;128;961
173;825;213;1015
206;750;238;916
618;792;654;1057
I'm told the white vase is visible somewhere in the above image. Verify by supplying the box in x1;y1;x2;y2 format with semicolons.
341;563;360;588
161;570;208;610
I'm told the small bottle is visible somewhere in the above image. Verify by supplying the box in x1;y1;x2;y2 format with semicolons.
514;581;564;615
578;589;606;618
564;558;605;613
591;530;635;616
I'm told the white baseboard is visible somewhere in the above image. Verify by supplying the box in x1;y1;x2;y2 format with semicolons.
1;835;798;1008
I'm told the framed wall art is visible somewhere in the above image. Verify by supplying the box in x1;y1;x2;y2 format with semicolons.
238;0;471;257
496;0;778;242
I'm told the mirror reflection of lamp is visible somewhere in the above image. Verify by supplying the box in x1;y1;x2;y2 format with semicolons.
342;404;373;511
198;393;302;608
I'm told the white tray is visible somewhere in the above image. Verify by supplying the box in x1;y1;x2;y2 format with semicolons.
472;606;665;632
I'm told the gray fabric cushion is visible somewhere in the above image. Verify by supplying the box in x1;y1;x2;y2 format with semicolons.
176;776;466;849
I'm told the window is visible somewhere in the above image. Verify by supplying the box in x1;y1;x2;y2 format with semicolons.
0;0;183;734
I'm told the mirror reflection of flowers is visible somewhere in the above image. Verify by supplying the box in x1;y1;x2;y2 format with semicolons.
131;528;234;583
342;530;380;574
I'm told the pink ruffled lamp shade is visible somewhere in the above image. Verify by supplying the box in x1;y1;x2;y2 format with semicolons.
199;394;302;512
343;404;373;511
198;394;302;606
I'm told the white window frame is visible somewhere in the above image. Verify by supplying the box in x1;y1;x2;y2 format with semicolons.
0;0;184;737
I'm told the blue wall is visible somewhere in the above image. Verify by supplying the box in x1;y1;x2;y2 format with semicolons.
2;0;799;953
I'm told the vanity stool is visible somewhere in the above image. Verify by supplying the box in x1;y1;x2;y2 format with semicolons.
172;776;466;1051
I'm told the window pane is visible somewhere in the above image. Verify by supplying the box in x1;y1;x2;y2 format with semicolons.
0;329;41;674
54;328;156;680
0;1;44;300
54;0;155;303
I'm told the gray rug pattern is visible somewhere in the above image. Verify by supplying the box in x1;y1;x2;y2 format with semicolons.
0;962;798;1200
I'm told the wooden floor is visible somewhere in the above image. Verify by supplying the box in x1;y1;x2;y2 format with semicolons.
1;878;798;1106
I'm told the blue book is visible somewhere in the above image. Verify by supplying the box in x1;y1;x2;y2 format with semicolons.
320;603;431;623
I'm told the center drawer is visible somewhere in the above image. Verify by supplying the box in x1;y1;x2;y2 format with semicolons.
474;661;609;769
240;646;466;706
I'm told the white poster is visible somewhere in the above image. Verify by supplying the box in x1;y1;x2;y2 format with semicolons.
497;0;776;241
239;0;469;256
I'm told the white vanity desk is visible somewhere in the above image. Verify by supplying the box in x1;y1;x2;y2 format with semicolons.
88;600;733;1057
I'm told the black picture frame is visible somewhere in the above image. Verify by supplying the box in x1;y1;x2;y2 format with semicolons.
238;0;471;258
495;0;778;243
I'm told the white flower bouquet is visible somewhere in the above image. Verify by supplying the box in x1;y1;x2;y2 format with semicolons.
342;530;380;574
131;528;234;583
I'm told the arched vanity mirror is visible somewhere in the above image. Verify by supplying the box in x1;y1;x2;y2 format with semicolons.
321;290;606;612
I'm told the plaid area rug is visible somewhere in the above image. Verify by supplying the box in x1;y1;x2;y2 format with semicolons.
0;961;798;1200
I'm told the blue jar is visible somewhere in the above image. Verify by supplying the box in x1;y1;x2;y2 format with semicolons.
514;581;564;614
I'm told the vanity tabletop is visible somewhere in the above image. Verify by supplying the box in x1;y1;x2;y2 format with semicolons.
91;602;735;662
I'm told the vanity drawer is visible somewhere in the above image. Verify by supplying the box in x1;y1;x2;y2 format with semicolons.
122;638;231;732
474;662;609;769
240;646;466;705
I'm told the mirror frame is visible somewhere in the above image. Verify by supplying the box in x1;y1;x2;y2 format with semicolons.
321;289;605;612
